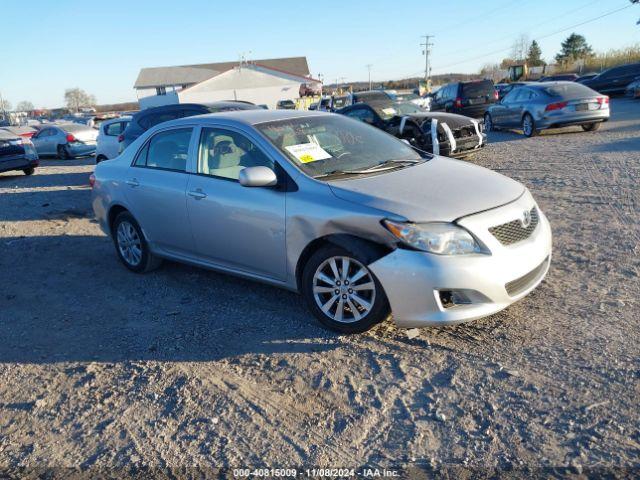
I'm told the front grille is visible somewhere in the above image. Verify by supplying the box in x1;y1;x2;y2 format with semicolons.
489;207;539;246
505;256;549;297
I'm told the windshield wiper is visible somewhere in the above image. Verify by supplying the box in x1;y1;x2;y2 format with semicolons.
314;159;421;179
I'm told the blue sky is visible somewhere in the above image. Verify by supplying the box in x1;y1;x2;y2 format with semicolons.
0;0;638;108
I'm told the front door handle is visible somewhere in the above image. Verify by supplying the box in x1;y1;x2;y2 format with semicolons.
188;189;207;200
126;178;140;187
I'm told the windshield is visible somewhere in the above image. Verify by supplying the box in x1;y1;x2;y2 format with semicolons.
256;115;425;179
370;101;424;119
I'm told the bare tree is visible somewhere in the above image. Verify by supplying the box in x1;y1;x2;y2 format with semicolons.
510;34;530;62
16;101;35;112
64;88;97;112
0;98;12;112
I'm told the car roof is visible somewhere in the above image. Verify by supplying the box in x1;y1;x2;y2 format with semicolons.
166;109;331;128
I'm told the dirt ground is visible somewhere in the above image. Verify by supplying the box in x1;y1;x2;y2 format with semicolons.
1;99;638;477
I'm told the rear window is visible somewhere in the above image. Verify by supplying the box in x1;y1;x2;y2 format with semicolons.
461;80;495;98
541;83;597;99
62;123;93;133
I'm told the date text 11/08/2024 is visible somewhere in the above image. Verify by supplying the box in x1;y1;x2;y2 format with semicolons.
232;468;400;477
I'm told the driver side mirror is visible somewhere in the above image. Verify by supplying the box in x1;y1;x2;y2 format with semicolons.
239;166;278;187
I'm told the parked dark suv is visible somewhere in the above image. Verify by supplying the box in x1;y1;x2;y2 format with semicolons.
579;62;640;95
430;80;498;118
119;102;259;151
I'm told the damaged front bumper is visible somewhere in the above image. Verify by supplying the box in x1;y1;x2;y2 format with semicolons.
430;118;486;158
369;195;552;328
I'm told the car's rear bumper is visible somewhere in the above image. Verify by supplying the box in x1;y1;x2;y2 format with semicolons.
538;110;610;129
0;155;39;173
68;144;97;157
369;192;552;328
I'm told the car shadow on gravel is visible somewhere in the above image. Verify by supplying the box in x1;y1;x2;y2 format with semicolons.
0;235;342;365
0;171;91;188
591;136;640;152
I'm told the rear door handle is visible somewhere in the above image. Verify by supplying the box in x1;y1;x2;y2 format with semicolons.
188;189;207;200
126;178;140;187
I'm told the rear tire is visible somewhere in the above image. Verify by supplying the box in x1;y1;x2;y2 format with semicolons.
57;144;71;159
301;245;390;333
112;211;162;273
522;114;539;137
581;122;601;132
23;167;35;176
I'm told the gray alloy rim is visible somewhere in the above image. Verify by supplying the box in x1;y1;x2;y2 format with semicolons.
116;221;142;266
485;114;492;132
523;116;533;136
312;256;376;324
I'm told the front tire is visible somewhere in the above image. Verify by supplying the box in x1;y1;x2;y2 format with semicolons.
112;211;162;273
582;122;601;132
301;245;390;333
23;167;35;176
57;144;71;159
484;113;494;132
522;113;539;137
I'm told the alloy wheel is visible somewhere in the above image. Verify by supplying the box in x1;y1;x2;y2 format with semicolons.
484;114;492;132
523;116;533;136
116;221;142;267
312;256;376;324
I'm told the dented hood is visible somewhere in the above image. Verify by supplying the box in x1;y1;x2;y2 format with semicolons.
327;156;525;222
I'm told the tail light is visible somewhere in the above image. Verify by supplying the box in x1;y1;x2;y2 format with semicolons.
89;173;96;188
117;134;124;143
493;90;499;100
454;97;463;108
597;96;609;106
545;101;568;112
66;133;77;142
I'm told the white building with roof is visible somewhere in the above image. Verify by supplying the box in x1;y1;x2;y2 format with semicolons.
134;57;320;109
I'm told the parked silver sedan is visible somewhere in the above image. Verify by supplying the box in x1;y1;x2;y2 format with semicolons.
91;110;552;333
31;123;98;159
484;81;609;137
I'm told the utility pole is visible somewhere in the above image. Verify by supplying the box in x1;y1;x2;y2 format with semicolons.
421;35;434;84
366;64;373;90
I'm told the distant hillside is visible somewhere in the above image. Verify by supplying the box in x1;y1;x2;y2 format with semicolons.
324;73;484;92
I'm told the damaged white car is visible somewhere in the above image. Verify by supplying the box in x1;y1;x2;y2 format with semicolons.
91;110;552;333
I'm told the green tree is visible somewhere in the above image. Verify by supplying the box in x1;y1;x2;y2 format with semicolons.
527;40;545;66
555;33;594;65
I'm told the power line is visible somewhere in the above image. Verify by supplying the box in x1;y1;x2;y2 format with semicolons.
433;0;523;35
432;3;633;72
443;0;602;59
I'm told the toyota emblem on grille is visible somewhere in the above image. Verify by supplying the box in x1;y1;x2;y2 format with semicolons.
521;209;532;228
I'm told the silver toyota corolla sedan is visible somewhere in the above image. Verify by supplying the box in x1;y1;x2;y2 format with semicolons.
484;81;609;137
91;110;552;333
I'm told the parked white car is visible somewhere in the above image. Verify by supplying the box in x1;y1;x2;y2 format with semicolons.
96;116;131;163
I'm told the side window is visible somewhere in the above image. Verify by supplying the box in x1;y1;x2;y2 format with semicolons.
502;89;518;104
198;128;274;181
138;128;192;171
345;107;375;124
105;122;124;136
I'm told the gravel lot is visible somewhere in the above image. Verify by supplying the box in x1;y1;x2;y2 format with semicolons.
1;99;638;476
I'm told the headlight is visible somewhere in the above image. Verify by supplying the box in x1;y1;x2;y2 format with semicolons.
383;220;483;255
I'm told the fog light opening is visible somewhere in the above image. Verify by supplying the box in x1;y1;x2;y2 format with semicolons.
438;289;473;309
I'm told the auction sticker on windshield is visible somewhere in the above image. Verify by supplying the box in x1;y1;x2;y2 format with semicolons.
285;143;332;163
